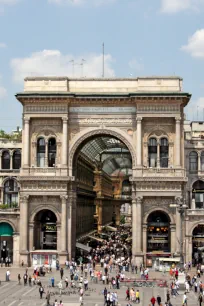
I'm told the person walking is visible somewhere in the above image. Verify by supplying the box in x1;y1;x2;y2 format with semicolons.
183;292;187;306
6;269;10;281
60;267;64;280
126;287;130;300
198;293;203;306
46;290;51;306
53;299;58;306
58;280;63;296
157;295;161;306
58;301;63;306
151;296;156;306
18;273;21;285
136;290;140;303
39;285;44;299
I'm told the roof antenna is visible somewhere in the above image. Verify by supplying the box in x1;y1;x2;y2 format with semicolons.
102;42;105;78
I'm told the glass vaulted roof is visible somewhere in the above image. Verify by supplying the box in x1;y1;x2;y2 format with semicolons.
80;136;132;176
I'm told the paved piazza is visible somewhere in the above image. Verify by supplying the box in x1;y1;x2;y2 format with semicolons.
0;267;200;306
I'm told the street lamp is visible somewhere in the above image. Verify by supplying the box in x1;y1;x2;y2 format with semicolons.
170;198;188;266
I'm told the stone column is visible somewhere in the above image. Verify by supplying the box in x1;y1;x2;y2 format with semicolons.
142;224;147;265
175;117;181;167
132;199;137;256
115;204;120;226
198;153;201;173
23;117;30;167
157;141;160;168
20;195;29;264
13;233;20;266
62;117;68;167
57;223;61;252
97;201;103;233
10;151;13;170
29;222;34;251
60;195;67;253
175;198;181;253
0;151;2;169
136;117;142;167
45;140;48;167
136;197;142;253
170;225;176;255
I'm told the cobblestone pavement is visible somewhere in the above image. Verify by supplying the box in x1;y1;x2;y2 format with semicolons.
0;267;200;306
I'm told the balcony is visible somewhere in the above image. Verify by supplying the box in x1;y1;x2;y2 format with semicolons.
21;167;68;177
133;167;186;181
187;209;204;217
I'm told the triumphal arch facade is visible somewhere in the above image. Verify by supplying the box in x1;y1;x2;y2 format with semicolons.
16;77;191;266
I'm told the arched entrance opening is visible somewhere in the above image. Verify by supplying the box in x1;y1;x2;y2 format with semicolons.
0;222;14;262
192;224;204;264
147;211;170;253
72;134;132;253
192;180;204;209
34;210;57;250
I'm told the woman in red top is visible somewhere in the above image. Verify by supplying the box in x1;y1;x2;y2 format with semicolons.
151;296;156;306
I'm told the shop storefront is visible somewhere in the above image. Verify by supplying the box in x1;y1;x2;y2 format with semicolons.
192;224;204;264
31;251;57;267
0;222;13;262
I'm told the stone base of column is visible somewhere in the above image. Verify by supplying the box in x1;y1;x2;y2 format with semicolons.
20;251;30;267
59;252;68;265
132;253;144;266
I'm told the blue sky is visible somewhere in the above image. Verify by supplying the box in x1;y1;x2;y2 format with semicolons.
0;0;204;131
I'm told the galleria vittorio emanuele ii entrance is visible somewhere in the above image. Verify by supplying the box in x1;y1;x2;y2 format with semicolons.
12;76;191;266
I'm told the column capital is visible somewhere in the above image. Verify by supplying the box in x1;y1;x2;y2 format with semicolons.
10;150;14;156
60;195;68;202
175;116;181;122
136;116;142;122
136;197;143;205
24;116;30;123
20;195;29;205
62;116;68;122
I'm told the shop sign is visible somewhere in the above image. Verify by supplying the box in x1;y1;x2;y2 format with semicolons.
44;224;57;232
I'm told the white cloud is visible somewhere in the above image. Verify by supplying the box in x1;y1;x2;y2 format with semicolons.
181;29;204;58
185;97;204;120
0;86;7;99
128;58;144;72
48;0;116;6
10;49;115;83
0;42;7;48
160;0;204;13
0;0;19;4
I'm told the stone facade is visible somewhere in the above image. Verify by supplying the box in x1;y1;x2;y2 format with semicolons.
1;76;202;267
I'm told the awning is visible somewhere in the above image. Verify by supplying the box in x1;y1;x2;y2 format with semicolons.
105;225;117;232
76;242;92;252
88;235;104;242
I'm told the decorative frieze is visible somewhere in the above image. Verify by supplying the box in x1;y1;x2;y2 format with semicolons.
25;105;67;113
70;118;133;125
137;104;180;113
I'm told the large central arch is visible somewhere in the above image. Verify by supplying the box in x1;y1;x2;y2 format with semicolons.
69;127;137;175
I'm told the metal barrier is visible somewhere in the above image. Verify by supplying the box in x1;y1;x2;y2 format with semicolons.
121;279;167;288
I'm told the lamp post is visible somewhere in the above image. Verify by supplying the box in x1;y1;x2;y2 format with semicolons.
170;198;187;266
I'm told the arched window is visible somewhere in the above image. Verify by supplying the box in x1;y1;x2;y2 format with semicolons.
13;150;21;169
2;151;10;170
37;138;45;167
148;138;157;167
201;152;204;172
4;179;18;207
160;138;169;168
48;138;56;167
189;151;198;172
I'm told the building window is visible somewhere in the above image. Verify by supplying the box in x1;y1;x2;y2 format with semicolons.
160;138;169;168
148;138;157;167
37;138;45;167
48;138;56;167
4;179;18;207
201;152;204;172
192;180;204;209
13;150;21;169
2;151;10;170
189;151;198;172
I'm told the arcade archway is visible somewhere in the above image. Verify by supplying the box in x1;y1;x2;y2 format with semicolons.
0;222;14;262
147;211;170;253
72;134;133;240
192;224;204;264
33;210;57;250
